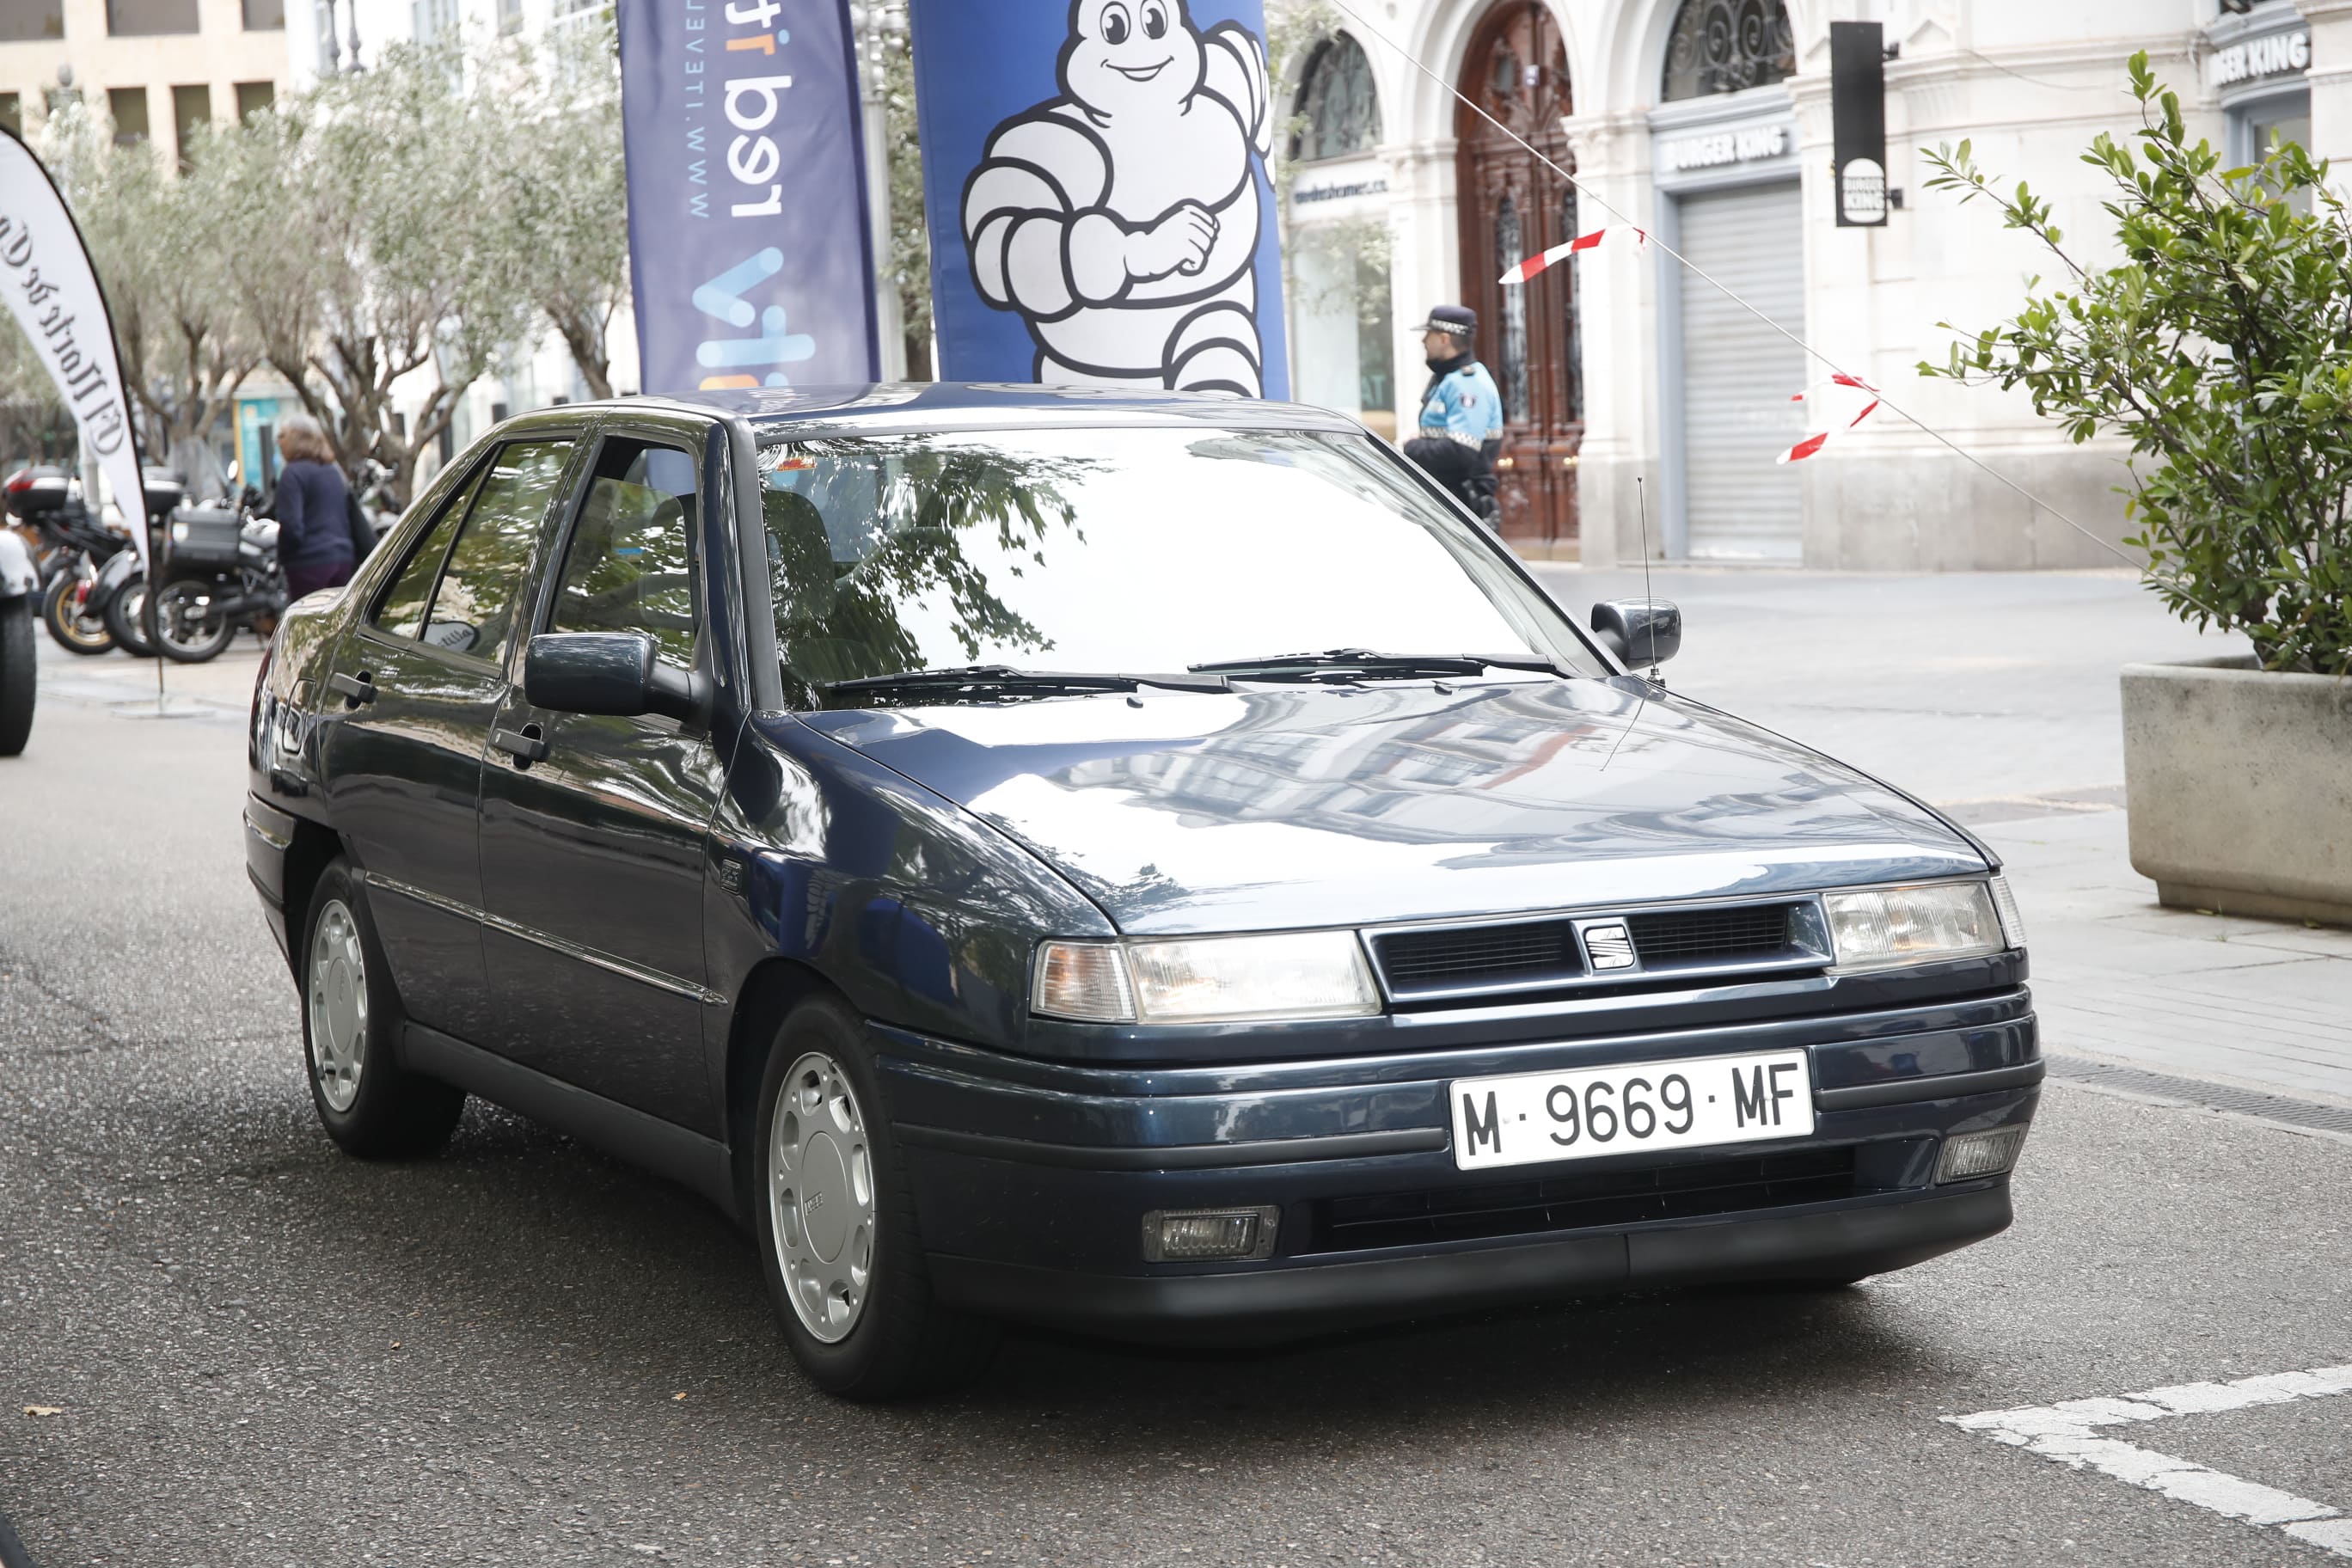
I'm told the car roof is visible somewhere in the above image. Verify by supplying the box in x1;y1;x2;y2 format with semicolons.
596;382;1369;441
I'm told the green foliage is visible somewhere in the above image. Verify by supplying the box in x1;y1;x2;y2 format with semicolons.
1922;52;2352;676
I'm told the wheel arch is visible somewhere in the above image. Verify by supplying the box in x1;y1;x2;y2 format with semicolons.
279;819;347;980
722;957;852;1209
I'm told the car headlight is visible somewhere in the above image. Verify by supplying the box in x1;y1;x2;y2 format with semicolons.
1032;932;1381;1024
1822;880;2010;971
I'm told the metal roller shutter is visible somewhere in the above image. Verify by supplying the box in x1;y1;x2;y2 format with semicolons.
1677;181;1806;561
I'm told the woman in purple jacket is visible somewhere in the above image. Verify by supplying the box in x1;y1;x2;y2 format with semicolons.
272;415;356;599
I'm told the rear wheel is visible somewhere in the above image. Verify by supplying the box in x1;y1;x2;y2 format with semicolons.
40;572;113;655
752;996;997;1400
300;860;465;1158
102;576;155;658
0;597;34;756
151;577;237;664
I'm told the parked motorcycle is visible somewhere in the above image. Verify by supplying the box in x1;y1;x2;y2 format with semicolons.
144;500;285;664
2;465;149;657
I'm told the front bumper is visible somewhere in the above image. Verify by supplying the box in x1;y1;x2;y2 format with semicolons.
877;992;2038;1341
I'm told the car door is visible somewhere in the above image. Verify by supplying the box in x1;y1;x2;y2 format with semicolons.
319;433;587;1042
474;418;735;1135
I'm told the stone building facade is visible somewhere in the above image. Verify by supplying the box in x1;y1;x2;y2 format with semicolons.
1279;0;2330;567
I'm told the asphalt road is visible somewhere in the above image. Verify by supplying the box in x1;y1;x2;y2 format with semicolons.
4;628;2349;1567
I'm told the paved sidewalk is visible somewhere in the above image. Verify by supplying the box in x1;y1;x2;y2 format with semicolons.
1539;565;2352;1110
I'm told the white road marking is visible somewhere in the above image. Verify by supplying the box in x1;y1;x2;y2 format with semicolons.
1948;1363;2352;1557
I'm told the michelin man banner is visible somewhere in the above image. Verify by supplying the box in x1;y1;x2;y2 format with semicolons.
0;127;147;560
910;0;1289;397
616;0;879;393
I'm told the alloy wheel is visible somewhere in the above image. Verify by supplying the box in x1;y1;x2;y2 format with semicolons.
767;1050;877;1343
307;898;368;1114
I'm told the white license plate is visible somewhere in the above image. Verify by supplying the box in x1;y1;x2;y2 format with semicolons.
1449;1050;1814;1172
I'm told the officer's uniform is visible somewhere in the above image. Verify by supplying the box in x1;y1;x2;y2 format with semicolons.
1401;306;1505;524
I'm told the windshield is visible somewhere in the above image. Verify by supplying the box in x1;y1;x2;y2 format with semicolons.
755;426;1606;705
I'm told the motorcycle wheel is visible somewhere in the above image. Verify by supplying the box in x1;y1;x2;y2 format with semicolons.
151;578;237;664
40;572;115;656
0;596;34;756
102;576;156;658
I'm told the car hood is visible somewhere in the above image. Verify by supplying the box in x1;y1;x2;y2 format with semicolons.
795;677;1987;936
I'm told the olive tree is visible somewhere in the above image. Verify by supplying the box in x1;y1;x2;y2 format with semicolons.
219;41;535;502
1925;52;2352;677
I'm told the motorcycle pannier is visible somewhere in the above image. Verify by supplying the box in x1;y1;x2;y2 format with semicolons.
165;507;244;569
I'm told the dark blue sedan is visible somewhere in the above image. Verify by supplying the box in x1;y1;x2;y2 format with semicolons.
245;385;2038;1398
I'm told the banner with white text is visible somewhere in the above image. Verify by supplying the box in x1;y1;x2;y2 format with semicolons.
910;0;1289;398
0;127;147;560
616;0;879;395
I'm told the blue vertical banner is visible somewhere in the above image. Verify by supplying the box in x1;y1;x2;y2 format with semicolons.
616;0;879;393
910;0;1289;398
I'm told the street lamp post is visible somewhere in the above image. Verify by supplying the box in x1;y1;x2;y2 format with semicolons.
850;1;908;381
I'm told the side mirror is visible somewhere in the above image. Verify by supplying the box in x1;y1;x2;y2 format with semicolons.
1590;599;1682;670
524;632;707;724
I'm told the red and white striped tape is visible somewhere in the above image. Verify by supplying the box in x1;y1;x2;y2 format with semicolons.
1498;226;1647;286
1778;375;1882;463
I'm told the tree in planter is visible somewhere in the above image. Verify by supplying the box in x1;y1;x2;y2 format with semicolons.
1923;52;2351;677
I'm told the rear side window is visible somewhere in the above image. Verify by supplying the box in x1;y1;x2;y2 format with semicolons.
371;470;479;640
419;441;575;663
548;438;700;666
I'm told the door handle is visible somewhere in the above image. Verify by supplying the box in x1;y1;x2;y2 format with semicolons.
328;671;377;707
493;723;548;766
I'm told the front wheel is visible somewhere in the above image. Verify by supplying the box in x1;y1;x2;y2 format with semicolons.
300;860;465;1158
40;573;113;655
150;577;237;664
752;996;997;1400
0;597;35;756
101;576;155;658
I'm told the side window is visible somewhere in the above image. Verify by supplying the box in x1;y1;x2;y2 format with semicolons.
420;440;575;663
548;438;700;665
371;470;480;640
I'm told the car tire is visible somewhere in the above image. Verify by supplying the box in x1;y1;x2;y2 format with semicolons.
40;573;114;655
0;596;34;756
299;860;465;1159
751;995;999;1400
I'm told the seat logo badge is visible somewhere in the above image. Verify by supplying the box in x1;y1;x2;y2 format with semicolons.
1580;921;1638;971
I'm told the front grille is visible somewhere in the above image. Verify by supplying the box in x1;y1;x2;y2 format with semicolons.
1376;921;1581;990
1627;904;1792;965
1305;1146;1859;1253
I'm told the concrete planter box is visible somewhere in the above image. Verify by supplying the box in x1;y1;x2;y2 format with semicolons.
2121;655;2352;927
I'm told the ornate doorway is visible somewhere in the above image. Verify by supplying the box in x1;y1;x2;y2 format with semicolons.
1455;1;1581;546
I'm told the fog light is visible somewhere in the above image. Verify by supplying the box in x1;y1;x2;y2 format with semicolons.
1142;1206;1278;1263
1937;1126;2027;1183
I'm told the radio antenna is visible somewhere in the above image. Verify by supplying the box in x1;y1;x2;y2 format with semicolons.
1635;475;1657;678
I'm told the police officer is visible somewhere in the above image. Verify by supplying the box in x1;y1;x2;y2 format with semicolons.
1401;304;1504;524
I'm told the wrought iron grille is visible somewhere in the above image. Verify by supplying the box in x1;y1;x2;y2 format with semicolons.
1662;0;1798;101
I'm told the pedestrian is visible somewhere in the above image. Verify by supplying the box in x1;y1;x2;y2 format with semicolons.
271;414;357;600
1401;304;1505;525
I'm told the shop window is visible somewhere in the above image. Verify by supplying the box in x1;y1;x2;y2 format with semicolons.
2;2;64;41
243;0;284;26
236;82;275;123
1293;34;1381;161
108;88;150;146
107;0;199;35
1662;0;1797;101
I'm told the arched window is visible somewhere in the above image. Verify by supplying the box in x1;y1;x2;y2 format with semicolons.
1662;0;1797;101
1294;33;1381;161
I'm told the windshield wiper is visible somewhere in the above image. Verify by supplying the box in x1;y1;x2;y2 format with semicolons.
821;665;1233;701
1187;649;1571;681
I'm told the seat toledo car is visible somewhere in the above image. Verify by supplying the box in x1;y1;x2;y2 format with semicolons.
245;384;2038;1398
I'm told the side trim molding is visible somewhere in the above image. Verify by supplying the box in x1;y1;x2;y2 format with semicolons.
896;1123;1450;1171
1814;1060;2045;1112
359;870;727;1006
400;1021;740;1221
